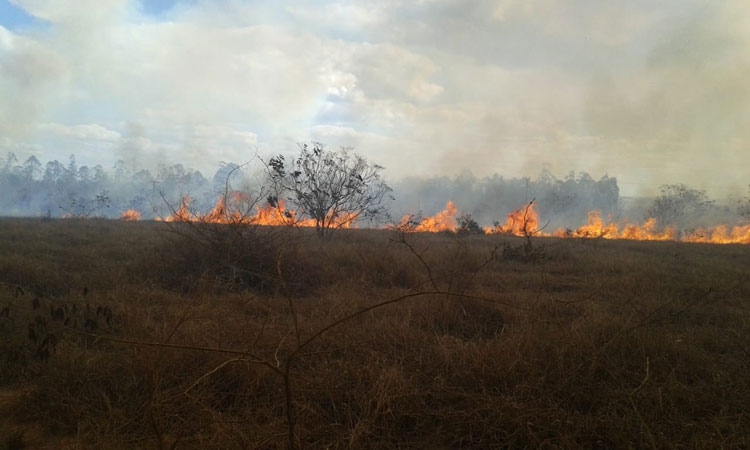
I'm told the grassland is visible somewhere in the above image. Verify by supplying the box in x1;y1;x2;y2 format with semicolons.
1;218;749;449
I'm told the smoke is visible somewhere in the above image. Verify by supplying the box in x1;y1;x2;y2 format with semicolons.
581;0;750;196
1;0;749;199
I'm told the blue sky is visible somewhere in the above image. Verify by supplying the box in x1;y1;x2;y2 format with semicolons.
0;0;190;27
1;0;749;197
0;0;40;29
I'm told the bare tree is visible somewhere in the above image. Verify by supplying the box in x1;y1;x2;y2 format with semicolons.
647;184;714;229
266;143;392;237
738;185;750;221
58;189;111;218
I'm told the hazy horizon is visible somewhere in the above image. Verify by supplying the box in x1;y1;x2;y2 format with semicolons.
2;0;749;198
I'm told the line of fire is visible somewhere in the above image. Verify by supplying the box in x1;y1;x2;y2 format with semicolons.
118;196;750;245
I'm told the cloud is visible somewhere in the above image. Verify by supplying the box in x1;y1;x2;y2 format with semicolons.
38;123;121;142
0;0;748;197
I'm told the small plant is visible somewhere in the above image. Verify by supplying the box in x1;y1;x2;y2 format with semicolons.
456;213;484;235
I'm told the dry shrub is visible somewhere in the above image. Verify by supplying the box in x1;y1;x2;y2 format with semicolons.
144;222;292;293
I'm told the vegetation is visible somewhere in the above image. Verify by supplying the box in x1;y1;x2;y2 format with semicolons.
739;185;750;220
456;213;483;235
1;218;749;449
647;184;715;230
266;144;392;237
0;151;625;229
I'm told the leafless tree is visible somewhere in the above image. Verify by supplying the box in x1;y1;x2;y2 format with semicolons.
738;185;750;220
58;189;111;218
266;143;392;237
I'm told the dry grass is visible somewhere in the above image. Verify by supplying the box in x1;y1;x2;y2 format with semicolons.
1;218;749;449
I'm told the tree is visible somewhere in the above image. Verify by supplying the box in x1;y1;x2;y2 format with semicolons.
1;152;18;175
266;143;392;237
739;185;750;221
22;156;42;181
43;160;65;184
647;184;714;229
58;189;111;218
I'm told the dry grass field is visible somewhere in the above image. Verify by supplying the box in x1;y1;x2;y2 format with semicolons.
1;218;749;449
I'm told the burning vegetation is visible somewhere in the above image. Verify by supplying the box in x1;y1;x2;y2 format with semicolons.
1;148;749;244
143;195;750;245
120;209;141;221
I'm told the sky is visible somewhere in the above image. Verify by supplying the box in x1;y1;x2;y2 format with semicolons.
1;0;749;197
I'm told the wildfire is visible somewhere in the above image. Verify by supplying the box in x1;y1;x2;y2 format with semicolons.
146;194;750;245
682;225;750;245
120;209;141;221
548;211;750;244
559;211;620;239
485;203;541;236
158;195;359;229
396;201;458;232
253;199;298;226
550;213;676;241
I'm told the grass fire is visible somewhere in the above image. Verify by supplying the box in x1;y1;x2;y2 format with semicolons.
1;146;750;449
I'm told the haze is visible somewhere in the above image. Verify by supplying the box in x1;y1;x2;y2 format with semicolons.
1;0;748;197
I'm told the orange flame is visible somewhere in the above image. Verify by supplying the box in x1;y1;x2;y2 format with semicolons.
151;195;750;244
551;212;677;241
397;201;458;232
569;211;619;238
158;195;358;229
682;225;750;244
120;209;141;221
485;203;541;236
159;197;195;222
253;199;298;226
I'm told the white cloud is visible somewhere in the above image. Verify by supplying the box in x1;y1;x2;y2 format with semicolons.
0;0;748;196
38;123;121;142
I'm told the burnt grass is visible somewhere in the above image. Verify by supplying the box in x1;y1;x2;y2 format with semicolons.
1;218;749;449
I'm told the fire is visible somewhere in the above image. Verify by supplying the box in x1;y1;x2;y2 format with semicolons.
485;203;541;236
159;197;193;222
566;211;620;239
158;195;359;229
619;218;675;241
682;225;750;245
397;201;458;232
120;209;141;221
253;199;298;226
151;194;750;245
551;213;676;241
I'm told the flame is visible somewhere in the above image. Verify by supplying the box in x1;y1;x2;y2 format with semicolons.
151;195;750;244
682;225;750;244
619;218;675;241
253;199;298;226
551;212;676;241
485;203;541;236
120;209;141;221
397;201;458;232
158;195;358;229
159;196;195;222
569;211;620;239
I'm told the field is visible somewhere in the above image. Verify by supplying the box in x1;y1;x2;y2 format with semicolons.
1;218;749;449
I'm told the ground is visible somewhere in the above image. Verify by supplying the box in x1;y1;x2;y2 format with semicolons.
0;218;749;449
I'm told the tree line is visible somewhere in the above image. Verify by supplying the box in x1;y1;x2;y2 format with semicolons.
1;148;748;234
